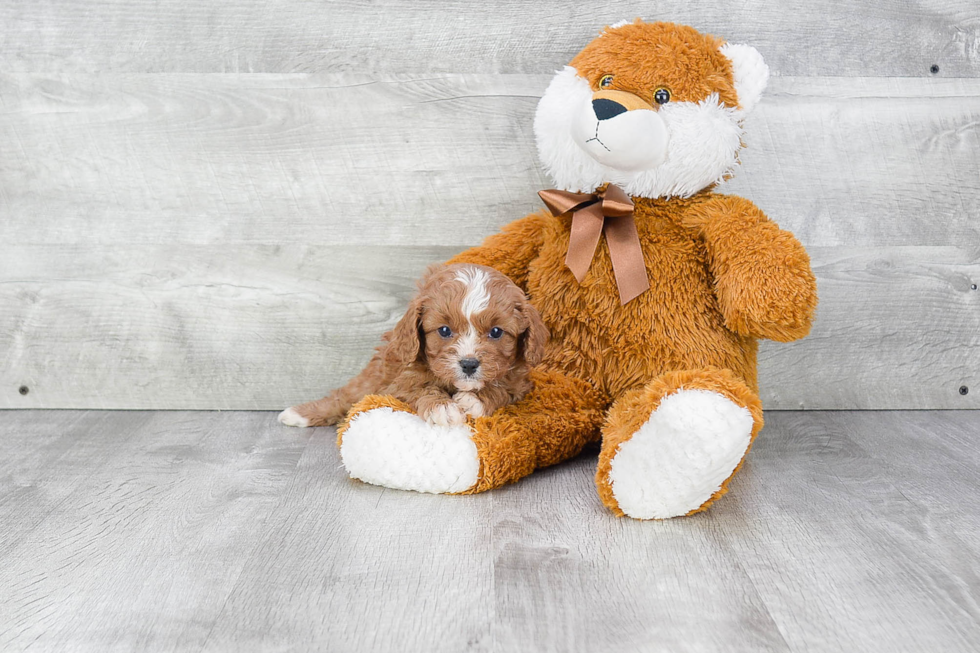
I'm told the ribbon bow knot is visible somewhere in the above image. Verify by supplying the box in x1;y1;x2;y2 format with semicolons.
538;184;650;305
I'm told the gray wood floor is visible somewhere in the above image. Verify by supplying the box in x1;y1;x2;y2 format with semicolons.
1;410;979;652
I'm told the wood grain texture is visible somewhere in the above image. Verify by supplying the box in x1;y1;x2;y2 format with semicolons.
1;74;978;248
2;244;977;410
0;411;152;555
0;1;977;76
1;409;980;651
2;8;978;411
0;411;309;651
760;245;980;410
720;411;980;651
828;411;980;561
489;457;791;652
0;243;456;410
201;422;493;652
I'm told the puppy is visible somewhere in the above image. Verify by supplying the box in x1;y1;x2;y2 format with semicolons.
278;263;548;428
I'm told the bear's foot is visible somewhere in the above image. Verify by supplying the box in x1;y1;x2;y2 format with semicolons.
340;405;480;494
337;371;607;496
607;389;753;519
596;368;763;519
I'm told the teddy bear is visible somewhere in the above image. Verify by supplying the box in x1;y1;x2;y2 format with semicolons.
327;20;817;519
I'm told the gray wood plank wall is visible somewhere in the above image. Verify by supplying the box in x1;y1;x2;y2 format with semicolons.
1;1;978;409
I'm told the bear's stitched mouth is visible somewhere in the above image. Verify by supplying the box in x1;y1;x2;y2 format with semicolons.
584;121;611;151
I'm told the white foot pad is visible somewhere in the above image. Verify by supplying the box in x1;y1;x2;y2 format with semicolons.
609;389;754;519
340;407;480;494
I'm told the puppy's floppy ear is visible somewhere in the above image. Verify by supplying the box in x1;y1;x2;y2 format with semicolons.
516;301;549;367
383;293;426;374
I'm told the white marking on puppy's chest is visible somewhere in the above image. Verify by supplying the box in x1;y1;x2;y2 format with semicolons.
454;267;490;356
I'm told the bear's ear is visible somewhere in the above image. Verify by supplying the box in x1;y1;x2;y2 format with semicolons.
719;43;770;113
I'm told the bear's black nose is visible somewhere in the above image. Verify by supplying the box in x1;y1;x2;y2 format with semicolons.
593;98;628;121
459;358;480;376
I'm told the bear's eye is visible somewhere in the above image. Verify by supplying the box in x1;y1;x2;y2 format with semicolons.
437;326;452;338
654;87;671;104
599;74;614;88
488;327;504;340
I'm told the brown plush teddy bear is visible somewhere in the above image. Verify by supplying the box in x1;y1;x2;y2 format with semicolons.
287;20;818;519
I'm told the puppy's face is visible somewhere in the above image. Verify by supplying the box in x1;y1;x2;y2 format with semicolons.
420;267;523;391
384;264;547;392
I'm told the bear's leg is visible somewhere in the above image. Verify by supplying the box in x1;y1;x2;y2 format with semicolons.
595;367;764;519
337;369;606;494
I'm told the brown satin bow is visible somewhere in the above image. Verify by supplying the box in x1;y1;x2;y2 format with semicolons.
538;184;650;305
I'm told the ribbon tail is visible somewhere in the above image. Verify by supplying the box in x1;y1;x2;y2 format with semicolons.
604;215;650;305
565;203;605;283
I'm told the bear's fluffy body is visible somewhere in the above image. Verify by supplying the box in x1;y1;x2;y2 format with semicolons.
329;20;817;519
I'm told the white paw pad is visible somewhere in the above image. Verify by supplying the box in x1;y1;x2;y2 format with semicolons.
341;407;480;494
278;407;310;428
609;389;754;519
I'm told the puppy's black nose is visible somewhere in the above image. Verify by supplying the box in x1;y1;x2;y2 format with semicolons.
459;358;480;376
593;98;628;121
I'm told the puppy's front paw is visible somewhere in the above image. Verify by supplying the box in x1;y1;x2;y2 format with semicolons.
454;391;485;418
420;400;467;427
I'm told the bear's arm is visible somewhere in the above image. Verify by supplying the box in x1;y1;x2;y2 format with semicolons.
693;195;817;342
447;210;551;291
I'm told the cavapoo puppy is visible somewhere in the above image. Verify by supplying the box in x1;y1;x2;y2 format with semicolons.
278;263;548;428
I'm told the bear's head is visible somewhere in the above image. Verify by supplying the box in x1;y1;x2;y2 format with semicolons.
534;20;769;199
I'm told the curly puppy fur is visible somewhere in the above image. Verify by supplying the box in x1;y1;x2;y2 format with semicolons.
282;263;548;427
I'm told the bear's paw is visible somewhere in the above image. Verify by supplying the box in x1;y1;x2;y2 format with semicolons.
608;389;754;519
340;407;480;494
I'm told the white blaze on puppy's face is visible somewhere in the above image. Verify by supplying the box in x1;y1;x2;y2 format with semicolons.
452;266;490;389
455;267;491;323
454;267;490;359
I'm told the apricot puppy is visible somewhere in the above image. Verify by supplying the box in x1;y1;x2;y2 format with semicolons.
279;263;548;428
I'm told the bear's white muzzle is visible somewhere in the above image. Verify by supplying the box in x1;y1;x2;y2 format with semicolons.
571;96;668;171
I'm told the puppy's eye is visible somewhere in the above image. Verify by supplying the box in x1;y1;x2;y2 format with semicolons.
599;74;614;88
654;87;671;104
437;326;452;338
488;327;504;340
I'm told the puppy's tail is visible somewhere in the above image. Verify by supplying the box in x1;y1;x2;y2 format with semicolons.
279;354;385;427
